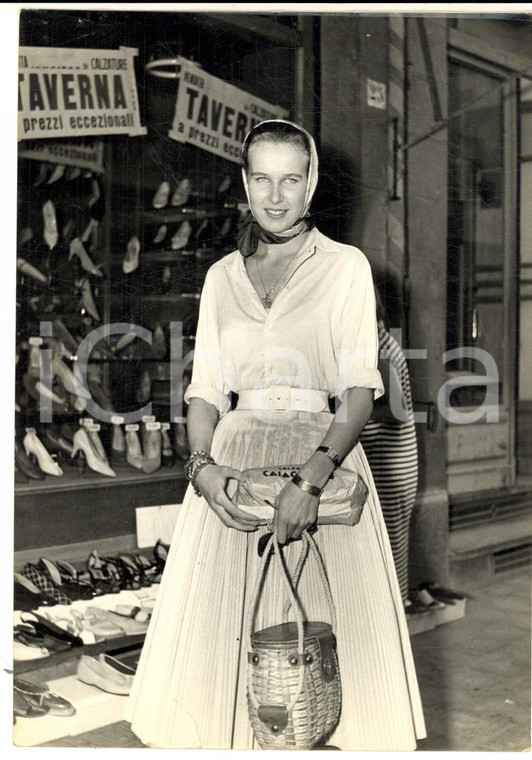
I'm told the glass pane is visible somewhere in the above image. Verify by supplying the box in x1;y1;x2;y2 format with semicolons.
521;111;532;157
447;60;504;403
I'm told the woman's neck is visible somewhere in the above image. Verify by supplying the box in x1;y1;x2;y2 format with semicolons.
256;229;311;259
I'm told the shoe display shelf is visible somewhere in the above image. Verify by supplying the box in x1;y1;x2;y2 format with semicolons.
13;636;144;747
14;463;187;567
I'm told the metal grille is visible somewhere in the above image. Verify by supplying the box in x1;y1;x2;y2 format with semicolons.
450;490;531;530
493;543;532;574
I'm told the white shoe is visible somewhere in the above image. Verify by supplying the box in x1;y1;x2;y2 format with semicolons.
123;236;141;274
23;429;63;477
152;181;170;209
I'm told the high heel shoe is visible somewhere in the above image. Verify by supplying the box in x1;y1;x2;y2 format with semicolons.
22;564;71;605
71;427;116;477
17;258;49;284
54;559;99;596
119;554;152;587
133;553;158;584
151;323;166;359
69;237;103;277
23;373;71;414
87;550;121;594
171;178;191;207
14;573;56;610
115;555;143;590
171;221;192;251
125;426;143;469
23;429;63;477
111;422;126;463
142;422;162;474
41;428;74;457
123;236;141;274
161;426;175;468
80;278;101;322
15;438;45;479
153;224;168;245
47;163;65;184
52;318;79;354
52;356;92;400
174;420;190;461
43;200;58;250
37;558;95;601
82;421;109;463
152;180;170;209
153;539;170;582
136;369;151;404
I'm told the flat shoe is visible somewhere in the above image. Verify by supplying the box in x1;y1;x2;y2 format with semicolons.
86;606;148;635
77;653;135;695
13;639;50;662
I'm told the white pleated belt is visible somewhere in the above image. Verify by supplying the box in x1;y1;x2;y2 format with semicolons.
236;386;330;413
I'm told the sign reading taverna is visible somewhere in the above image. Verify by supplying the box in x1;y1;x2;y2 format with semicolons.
18;46;147;140
169;57;289;163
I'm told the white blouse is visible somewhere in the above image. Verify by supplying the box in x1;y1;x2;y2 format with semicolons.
184;227;384;416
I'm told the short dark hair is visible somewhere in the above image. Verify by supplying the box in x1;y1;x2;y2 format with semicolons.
242;121;311;173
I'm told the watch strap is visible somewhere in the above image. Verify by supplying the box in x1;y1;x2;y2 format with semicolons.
316;445;340;467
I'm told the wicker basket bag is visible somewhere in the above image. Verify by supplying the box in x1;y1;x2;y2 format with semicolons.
246;530;342;749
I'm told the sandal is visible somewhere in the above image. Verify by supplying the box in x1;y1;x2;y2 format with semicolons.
14;677;75;717
13;688;48;718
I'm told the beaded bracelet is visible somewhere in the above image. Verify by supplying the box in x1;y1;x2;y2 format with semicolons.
190;458;215;497
185;451;215;497
184;450;211;481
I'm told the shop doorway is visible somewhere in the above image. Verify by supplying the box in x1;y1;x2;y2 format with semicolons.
446;49;518;503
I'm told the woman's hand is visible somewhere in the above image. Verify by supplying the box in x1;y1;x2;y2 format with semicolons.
273;480;319;544
195;464;263;532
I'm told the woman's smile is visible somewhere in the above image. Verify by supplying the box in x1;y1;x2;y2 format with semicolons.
246;141;309;233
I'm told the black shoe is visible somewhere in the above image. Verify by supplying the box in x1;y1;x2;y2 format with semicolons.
419;581;467;604
404;598;431;616
409;587;447;610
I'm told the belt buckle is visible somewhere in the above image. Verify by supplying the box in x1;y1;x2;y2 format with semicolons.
269;385;291;411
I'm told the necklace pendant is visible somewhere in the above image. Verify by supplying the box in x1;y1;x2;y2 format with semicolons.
262;294;272;309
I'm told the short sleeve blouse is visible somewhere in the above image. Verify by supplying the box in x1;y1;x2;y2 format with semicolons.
184;228;384;416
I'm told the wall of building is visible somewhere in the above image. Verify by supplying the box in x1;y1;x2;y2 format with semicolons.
404;16;451;585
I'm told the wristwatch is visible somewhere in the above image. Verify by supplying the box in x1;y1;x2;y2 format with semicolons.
316;446;340;467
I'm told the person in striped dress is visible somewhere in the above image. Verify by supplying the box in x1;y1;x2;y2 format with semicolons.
359;288;418;607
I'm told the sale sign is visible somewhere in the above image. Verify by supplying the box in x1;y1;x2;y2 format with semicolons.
18;46;147;140
169;57;288;163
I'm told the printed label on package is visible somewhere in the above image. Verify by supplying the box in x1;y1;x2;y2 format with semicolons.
18;46;147;140
169;57;288;164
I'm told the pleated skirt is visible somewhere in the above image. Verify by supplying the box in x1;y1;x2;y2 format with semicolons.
125;409;426;750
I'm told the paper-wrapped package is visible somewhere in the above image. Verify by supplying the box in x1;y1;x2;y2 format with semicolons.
230;465;367;526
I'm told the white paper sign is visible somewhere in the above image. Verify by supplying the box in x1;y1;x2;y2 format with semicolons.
367;78;387;110
18;46;147;140
169;57;288;163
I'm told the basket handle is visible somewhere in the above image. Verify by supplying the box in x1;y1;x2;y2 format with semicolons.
282;531;337;633
247;533;307;715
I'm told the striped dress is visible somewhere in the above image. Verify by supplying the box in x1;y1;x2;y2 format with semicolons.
359;323;418;601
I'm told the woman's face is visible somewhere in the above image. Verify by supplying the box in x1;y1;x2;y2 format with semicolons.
246;140;309;234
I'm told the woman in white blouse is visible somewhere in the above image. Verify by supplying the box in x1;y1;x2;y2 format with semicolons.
126;120;426;751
